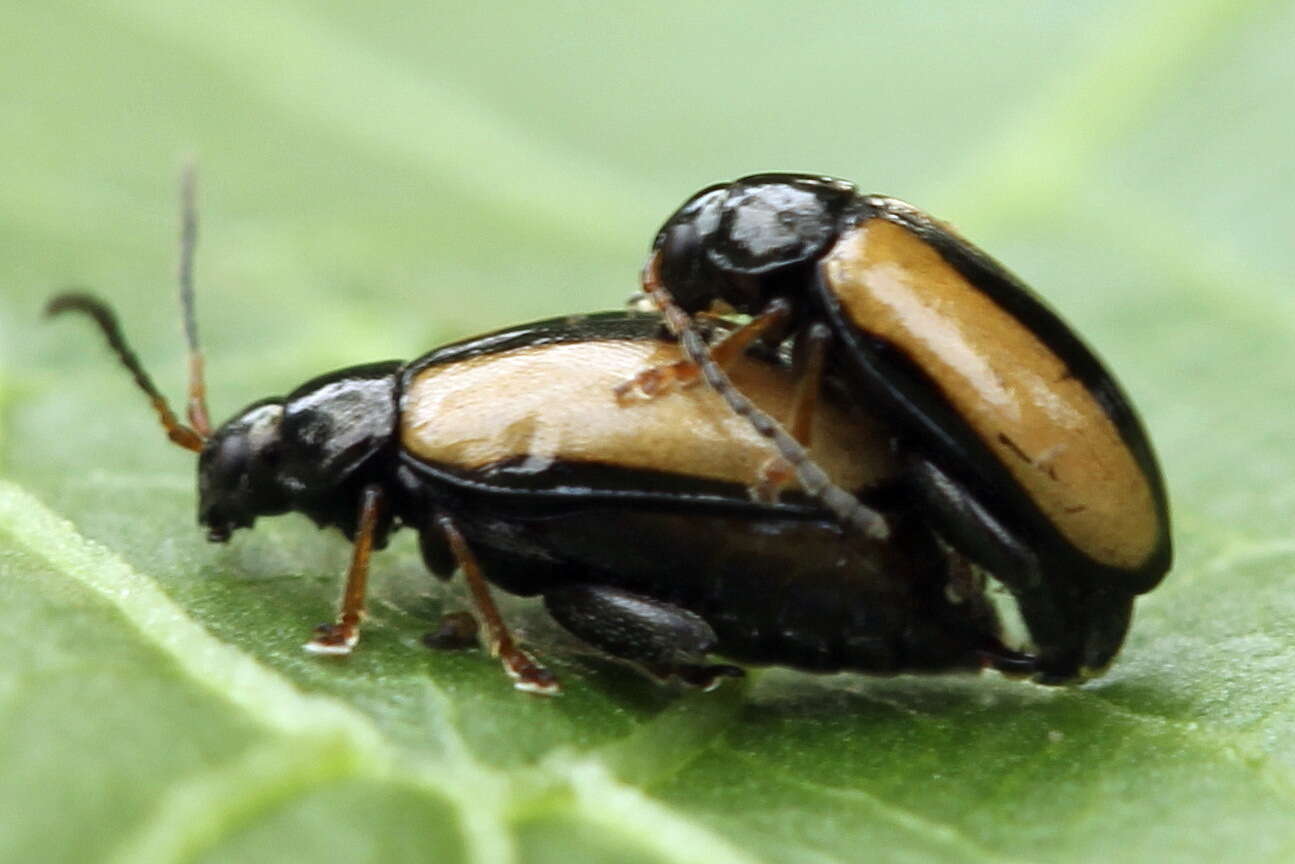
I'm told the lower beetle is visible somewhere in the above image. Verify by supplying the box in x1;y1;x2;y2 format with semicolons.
622;173;1172;682
46;175;1044;693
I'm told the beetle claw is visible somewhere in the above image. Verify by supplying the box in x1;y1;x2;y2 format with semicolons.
613;361;701;403
506;652;562;696
305;622;359;656
750;456;794;504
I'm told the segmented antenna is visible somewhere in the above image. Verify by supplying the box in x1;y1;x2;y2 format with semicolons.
44;165;215;454
45;292;205;452
640;254;891;543
178;162;212;438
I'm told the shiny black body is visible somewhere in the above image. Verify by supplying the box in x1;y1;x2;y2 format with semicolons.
652;174;1172;680
198;312;1013;677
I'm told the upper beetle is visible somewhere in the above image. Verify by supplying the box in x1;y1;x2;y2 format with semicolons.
625;172;1172;682
46;170;1044;695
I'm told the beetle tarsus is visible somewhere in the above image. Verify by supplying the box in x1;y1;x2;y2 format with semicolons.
614;297;788;404
613;359;700;402
750;455;794;503
506;653;562;696
305;622;359;655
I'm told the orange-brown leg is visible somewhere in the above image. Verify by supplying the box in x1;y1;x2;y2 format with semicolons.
634;252;891;543
614;297;792;402
752;322;830;503
305;484;384;655
437;515;561;695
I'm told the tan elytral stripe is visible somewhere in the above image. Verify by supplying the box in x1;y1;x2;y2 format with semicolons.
401;338;893;494
822;219;1158;571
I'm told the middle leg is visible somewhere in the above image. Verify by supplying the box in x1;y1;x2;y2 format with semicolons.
438;514;561;695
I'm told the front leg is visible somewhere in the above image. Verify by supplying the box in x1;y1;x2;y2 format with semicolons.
305;484;384;655
613;297;793;402
627;252;890;544
751;321;831;503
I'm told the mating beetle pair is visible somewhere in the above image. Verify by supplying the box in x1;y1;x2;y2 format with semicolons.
48;171;1170;692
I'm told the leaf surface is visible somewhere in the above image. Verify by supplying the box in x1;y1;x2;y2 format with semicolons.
2;1;1293;861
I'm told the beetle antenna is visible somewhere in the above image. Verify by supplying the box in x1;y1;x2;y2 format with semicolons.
45;292;205;452
640;254;891;543
178;162;213;438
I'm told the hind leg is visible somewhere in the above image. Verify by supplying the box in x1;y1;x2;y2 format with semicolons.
544;585;743;690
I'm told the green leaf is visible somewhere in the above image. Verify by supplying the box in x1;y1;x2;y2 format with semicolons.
3;1;1293;861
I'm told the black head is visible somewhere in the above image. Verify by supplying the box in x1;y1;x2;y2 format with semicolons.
654;173;859;313
198;400;290;541
199;362;402;542
47;172;402;549
49;289;403;544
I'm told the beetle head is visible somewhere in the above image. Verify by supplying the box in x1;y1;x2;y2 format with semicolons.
655;183;729;312
655;174;858;314
198;363;401;542
198;400;290;541
48;174;399;547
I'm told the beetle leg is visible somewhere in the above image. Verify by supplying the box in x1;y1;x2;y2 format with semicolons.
907;459;1043;589
638;253;890;543
544;585;744;689
438;515;561;695
908;459;1137;682
305;484;384;656
752;322;830;503
613;298;793;402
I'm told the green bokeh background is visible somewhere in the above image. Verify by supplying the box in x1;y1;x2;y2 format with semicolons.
3;2;1295;862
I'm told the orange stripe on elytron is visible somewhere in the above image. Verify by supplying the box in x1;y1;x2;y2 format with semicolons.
401;338;894;494
821;218;1158;571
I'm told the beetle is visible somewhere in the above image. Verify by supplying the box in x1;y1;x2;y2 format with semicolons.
621;173;1172;682
45;174;1041;694
47;303;1043;693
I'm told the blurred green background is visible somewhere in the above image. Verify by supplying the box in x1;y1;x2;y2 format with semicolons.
4;1;1295;862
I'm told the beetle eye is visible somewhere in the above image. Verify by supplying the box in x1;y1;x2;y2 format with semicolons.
658;222;709;312
211;432;249;479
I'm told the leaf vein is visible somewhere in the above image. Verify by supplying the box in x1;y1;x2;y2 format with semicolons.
731;752;1043;864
